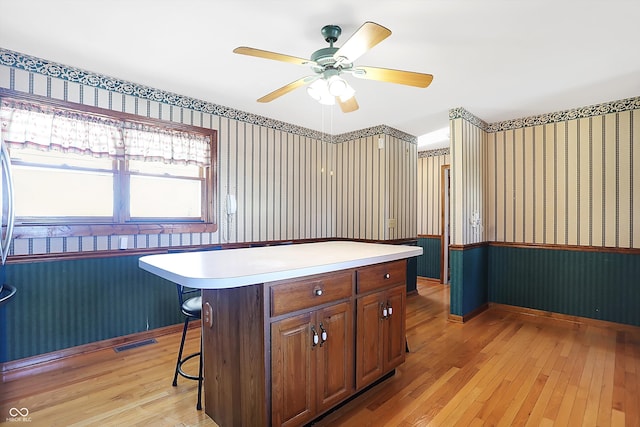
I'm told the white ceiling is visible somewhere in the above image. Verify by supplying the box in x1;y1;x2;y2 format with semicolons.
1;0;639;149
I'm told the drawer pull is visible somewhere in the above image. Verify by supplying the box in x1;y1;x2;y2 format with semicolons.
384;273;390;279
314;288;323;296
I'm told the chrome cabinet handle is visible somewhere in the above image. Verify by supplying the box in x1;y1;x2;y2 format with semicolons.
319;323;327;345
314;288;323;296
384;273;390;279
381;302;393;319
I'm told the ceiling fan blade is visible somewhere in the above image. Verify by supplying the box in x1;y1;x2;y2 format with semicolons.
354;66;433;88
257;76;316;103
333;22;391;63
338;96;359;113
233;46;310;65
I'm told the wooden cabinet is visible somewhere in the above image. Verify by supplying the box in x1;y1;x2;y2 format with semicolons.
270;273;354;427
315;302;354;413
271;312;315;427
201;259;408;427
382;285;407;370
355;262;407;390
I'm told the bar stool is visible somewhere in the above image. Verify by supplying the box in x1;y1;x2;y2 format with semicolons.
173;284;203;410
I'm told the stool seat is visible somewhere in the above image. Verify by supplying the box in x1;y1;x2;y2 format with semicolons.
0;284;16;307
182;296;202;318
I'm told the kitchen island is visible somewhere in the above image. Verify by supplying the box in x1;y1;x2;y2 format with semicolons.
139;241;423;427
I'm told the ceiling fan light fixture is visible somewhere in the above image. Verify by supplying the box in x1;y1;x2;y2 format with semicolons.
307;78;336;105
306;79;326;101
327;75;349;96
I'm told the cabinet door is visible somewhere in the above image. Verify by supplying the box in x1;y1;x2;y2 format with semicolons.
356;292;385;390
383;285;406;371
271;312;316;427
316;301;354;412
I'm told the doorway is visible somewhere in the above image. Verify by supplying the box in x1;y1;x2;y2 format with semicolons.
440;165;450;284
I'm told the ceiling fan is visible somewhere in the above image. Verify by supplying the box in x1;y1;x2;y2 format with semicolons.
233;21;433;113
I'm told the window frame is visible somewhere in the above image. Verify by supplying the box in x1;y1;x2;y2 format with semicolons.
0;88;218;239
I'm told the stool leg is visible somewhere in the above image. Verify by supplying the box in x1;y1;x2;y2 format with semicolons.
196;333;203;410
173;317;190;386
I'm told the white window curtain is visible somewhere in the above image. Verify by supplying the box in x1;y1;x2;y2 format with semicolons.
0;99;122;158
0;98;211;166
123;122;211;166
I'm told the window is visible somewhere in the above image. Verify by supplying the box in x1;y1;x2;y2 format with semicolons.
0;89;217;238
128;160;203;219
12;149;115;218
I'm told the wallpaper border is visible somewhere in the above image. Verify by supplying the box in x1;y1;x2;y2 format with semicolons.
418;147;449;158
449;107;489;131
487;96;640;132
0;47;416;144
451;97;640;134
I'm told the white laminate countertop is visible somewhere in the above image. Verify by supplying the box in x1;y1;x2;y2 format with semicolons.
138;241;423;289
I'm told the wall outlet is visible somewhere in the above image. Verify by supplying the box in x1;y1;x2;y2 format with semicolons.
119;236;128;250
388;218;397;229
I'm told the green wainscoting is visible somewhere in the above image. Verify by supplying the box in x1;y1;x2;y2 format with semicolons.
2;255;183;362
450;245;488;316
489;245;640;327
417;237;441;280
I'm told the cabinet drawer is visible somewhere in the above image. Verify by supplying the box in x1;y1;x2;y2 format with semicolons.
356;260;406;294
270;271;354;317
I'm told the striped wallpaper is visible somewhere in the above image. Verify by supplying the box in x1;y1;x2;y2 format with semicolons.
0;49;418;255
450;117;487;245
448;99;640;249
486;111;639;248
218;122;417;243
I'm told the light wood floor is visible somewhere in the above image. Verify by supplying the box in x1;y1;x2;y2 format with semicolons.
2;279;639;426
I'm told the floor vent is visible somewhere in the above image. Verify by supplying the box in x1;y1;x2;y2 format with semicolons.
114;338;157;353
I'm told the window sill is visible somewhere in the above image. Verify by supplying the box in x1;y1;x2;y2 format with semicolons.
11;222;218;239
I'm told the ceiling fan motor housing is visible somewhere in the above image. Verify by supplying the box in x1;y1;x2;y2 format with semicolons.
310;47;339;66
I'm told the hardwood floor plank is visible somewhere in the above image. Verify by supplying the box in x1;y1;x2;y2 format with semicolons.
392;367;459;426
555;383;579;427
524;368;560;427
495;358;545;427
583;336;608;426
451;400;483;427
542;337;581;423
569;343;598;423
611;408;626;426
510;372;549;426
596;341;617;426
